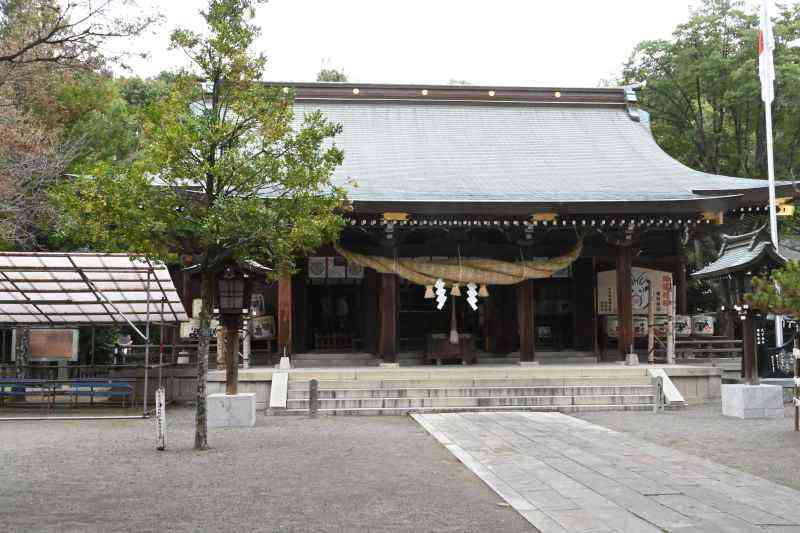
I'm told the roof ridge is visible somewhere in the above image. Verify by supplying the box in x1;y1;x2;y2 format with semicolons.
274;82;628;107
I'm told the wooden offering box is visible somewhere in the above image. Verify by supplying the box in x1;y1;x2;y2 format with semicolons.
426;333;476;365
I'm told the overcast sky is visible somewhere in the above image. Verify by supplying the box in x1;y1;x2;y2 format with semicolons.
121;0;771;87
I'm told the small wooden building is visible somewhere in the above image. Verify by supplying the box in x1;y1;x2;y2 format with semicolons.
183;83;798;366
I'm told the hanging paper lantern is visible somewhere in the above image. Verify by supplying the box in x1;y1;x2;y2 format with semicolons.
424;285;434;299
478;284;489;298
451;284;461;296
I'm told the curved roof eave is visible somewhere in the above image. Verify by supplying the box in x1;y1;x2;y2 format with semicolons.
350;194;745;216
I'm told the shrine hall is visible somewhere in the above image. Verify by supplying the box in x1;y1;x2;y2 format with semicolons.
188;82;798;368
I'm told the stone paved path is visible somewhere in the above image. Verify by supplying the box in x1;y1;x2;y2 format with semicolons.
413;411;800;532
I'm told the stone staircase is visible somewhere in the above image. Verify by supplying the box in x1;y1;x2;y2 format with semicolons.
283;374;657;415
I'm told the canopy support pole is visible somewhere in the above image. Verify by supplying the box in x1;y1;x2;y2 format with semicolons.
143;269;152;416
82;277;148;341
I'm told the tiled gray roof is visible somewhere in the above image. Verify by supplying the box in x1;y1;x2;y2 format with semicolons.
292;100;786;207
692;227;788;279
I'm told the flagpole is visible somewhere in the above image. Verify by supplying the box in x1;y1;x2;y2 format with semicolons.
765;105;779;248
765;91;783;348
760;0;782;348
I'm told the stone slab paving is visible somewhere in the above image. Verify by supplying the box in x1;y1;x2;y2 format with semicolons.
412;411;800;532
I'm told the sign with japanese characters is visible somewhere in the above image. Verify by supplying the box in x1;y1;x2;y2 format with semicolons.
597;268;673;315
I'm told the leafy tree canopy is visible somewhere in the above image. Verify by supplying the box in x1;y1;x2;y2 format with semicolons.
0;0;158;247
746;261;800;316
53;0;347;274
623;0;800;180
316;68;347;82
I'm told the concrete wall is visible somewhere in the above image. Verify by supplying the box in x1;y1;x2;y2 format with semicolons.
207;380;272;410
111;365;198;405
663;366;722;405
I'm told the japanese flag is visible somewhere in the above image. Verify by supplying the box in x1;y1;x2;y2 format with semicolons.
759;1;775;104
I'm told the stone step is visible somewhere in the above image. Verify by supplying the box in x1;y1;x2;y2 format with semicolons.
285;394;654;410
541;358;598;365
293;360;381;368
282;404;657;416
287;385;654;400
293;354;377;360
287;377;653;390
478;357;600;365
475;357;520;365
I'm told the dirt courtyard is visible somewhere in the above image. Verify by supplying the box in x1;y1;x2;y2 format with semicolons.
0;408;530;533
577;402;800;491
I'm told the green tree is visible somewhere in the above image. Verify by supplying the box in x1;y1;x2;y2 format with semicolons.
623;0;800;179
316;68;347;82
746;261;800;316
54;0;346;449
622;0;800;315
0;0;157;246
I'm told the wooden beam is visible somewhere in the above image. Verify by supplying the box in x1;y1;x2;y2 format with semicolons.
616;245;634;358
378;273;398;362
676;256;688;315
518;280;535;362
277;273;292;358
382;212;410;222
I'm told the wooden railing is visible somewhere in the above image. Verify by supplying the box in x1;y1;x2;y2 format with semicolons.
675;337;743;359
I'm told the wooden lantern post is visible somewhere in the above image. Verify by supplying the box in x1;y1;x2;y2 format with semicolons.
215;264;253;396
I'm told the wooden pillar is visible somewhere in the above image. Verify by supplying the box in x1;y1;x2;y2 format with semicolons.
742;313;759;385
572;258;595;352
616;245;634;358
676;256;688;315
293;270;308;354
363;268;379;354
277;273;292;358
378;273;397;363
518;280;535;363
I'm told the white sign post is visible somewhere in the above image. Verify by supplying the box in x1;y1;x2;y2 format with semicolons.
155;387;166;451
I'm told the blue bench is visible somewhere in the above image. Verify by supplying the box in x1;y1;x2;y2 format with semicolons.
0;378;134;408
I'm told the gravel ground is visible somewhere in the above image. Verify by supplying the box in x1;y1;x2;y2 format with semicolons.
576;402;800;491
0;408;531;533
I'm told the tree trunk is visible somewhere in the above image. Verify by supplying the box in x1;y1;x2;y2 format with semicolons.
194;270;215;450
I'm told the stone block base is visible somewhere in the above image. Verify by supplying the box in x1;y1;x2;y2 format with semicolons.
721;384;784;419
208;392;256;427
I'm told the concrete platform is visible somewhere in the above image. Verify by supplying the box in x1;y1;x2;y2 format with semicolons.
721;384;784;419
208;364;722;408
207;392;256;427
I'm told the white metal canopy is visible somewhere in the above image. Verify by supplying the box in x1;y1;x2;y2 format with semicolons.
0;252;188;325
